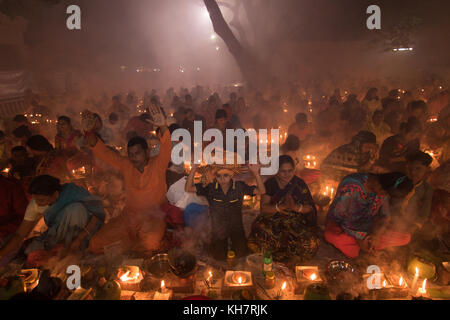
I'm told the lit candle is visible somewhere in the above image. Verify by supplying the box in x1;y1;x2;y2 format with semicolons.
417;278;427;296
278;281;287;299
411;267;419;295
310;273;317;281
154;279;172;300
399;276;407;288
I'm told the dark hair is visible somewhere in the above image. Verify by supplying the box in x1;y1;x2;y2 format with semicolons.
26;135;54;152
139;113;151;121
128;136;148;151
279;155;295;168
282;135;300;152
0;130;4;138
400;117;422;133
93;113;103;127
382;98;400;110
29;175;61;195
295;113;307;123
13;114;27;122
373;110;384;117
408;100;427;112
406;151;433;167
353;131;377;145
11;146;27;154
169;123;180;134
215;109;228;120
365;87;378;100
109;113;119;122
57;116;71;125
377;172;414;193
12;125;31;139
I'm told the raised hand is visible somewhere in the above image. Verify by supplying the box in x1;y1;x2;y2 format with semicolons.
247;163;261;175
148;104;166;128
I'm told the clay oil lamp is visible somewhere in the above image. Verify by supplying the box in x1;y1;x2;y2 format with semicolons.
153;280;173;300
295;266;323;294
385;274;409;298
243;195;257;210
276;281;287;299
117;266;143;291
222;271;255;298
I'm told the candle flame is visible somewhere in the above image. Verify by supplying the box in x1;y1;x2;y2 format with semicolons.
120;269;141;282
415;267;419;277
399;276;404;287
382;280;386;287
120;271;131;282
310;273;317;281
421;279;427;291
161;280;165;289
237;277;243;284
281;281;287;290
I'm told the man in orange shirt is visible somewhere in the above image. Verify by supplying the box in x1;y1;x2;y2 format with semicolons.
81;105;172;255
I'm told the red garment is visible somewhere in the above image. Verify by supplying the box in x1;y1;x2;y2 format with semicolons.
0;176;28;238
298;168;321;185
430;189;450;231
161;202;184;227
324;220;411;258
26;244;64;268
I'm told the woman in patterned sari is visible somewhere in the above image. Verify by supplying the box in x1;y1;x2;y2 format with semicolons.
248;155;320;263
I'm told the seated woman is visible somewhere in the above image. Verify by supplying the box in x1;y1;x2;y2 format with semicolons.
26;135;73;183
377;117;422;173
0;175;105;263
324;172;414;259
248;155;320;264
185;163;265;261
55;116;82;156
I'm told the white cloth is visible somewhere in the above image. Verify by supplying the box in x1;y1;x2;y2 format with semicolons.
166;177;208;209
24;199;49;222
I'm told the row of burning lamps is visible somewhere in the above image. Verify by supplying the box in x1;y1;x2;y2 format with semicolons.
24;113;57;125
114;264;431;300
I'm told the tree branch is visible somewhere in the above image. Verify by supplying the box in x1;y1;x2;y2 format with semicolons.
204;0;243;57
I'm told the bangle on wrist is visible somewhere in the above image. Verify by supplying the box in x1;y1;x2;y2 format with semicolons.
297;203;303;212
275;203;281;212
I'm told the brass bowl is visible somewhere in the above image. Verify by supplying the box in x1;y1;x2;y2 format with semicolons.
144;254;170;279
